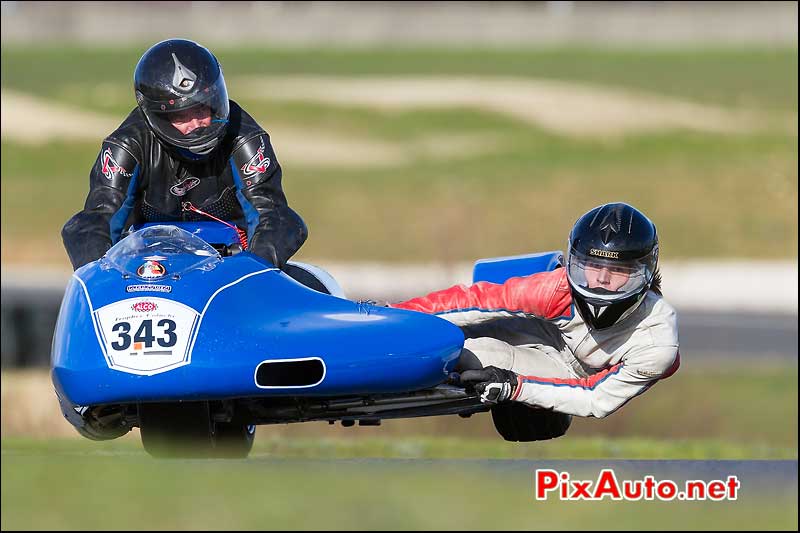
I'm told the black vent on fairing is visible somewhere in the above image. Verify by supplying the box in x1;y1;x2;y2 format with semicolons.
255;358;325;388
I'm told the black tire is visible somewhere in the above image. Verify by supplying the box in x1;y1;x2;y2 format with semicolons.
139;401;216;458
491;403;572;442
139;402;257;459
213;422;256;459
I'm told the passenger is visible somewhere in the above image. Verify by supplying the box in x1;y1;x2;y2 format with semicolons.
391;203;680;419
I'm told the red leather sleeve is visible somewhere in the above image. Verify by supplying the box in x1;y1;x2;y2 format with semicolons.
392;268;573;320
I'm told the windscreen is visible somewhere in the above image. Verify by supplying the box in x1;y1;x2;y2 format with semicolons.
102;225;221;279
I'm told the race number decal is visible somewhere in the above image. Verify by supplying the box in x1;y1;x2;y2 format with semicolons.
94;297;199;375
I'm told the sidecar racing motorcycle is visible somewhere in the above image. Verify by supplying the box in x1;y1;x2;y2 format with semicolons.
51;222;570;457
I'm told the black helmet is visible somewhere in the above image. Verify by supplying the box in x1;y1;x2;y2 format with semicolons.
134;39;229;160
566;203;659;329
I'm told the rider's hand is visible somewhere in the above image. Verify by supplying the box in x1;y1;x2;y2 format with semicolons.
459;366;519;404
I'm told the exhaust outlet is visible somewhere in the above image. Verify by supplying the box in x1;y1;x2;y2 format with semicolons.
255;357;325;389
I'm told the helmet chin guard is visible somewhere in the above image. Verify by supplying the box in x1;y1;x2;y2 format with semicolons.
572;288;648;330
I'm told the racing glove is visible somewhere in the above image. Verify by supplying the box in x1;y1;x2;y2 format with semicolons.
459;366;519;404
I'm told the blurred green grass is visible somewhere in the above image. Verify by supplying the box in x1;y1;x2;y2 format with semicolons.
2;362;796;529
1;46;797;264
566;361;798;449
2;45;798;110
2;125;796;262
2;440;797;530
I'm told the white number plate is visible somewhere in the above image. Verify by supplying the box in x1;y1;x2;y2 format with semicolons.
94;297;199;375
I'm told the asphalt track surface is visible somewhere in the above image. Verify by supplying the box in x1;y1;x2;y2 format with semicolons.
675;311;797;360
251;458;797;484
249;459;799;502
6;444;792;490
6;442;793;485
146;457;798;496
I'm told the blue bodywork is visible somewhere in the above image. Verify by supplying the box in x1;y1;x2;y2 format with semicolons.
473;251;564;284
52;223;465;407
52;223;564;413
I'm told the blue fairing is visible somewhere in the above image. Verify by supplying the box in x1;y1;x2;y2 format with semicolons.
473;251;564;284
51;225;463;407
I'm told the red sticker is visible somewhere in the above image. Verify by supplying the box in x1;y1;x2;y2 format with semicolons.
136;261;167;279
131;301;158;312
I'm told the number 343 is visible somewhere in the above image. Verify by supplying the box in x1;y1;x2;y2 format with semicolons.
111;319;177;351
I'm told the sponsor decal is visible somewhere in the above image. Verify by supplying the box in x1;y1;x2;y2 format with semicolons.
169;177;201;197
589;249;620;259
137;260;167;279
101;148;132;180
95;297;199;375
126;284;172;293
240;137;271;177
132;301;158;312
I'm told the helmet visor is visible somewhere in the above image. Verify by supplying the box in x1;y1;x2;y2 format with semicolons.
567;248;655;304
139;73;229;151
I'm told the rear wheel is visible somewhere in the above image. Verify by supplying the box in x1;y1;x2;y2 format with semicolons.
491;403;571;442
138;401;256;458
213;422;256;459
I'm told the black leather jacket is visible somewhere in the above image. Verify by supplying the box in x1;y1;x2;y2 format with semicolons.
62;100;307;270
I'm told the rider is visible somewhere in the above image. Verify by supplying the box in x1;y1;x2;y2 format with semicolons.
61;38;307;270
390;202;680;418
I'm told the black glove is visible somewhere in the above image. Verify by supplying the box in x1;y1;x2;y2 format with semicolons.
459;366;519;404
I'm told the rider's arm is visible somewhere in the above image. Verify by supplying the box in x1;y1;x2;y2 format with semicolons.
230;133;307;269
390;268;573;325
513;346;680;418
61;141;140;270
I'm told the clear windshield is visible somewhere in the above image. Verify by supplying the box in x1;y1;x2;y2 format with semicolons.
102;225;221;279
